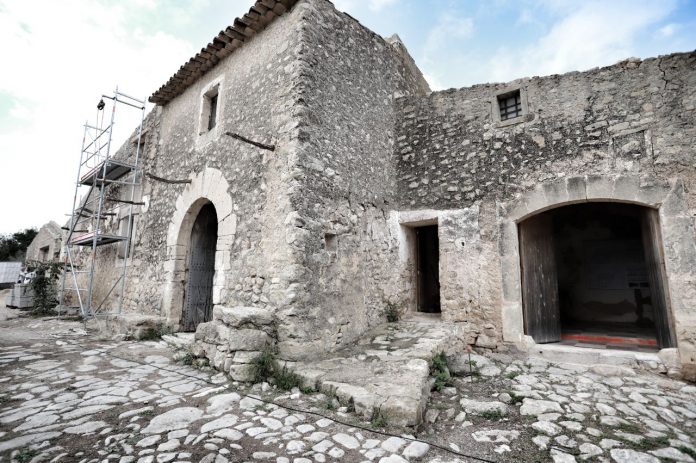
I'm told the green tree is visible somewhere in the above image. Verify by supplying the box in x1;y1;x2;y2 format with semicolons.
0;228;38;261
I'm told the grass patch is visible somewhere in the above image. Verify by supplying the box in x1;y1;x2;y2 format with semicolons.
616;422;641;434
324;398;337;411
273;366;303;391
180;351;194;366
480;409;504;421
15;448;38;463
140;327;164;341
509;392;524;405
634;436;670;451
370;411;388;428
678;446;696;459
505;371;521;380
251;348;275;383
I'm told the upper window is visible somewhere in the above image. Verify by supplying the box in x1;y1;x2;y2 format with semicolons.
200;84;220;135
208;93;218;130
497;90;522;121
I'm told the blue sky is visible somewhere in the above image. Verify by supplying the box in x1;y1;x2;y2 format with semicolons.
0;0;694;233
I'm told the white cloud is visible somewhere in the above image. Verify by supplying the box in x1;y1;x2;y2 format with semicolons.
333;0;397;14
422;15;475;66
368;0;397;11
657;23;680;38
0;0;195;233
486;0;677;83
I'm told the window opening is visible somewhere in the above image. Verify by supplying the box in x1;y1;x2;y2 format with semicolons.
208;93;218;131
498;90;522;121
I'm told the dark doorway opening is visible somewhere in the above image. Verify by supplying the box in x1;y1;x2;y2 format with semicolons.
416;225;441;313
519;202;675;350
182;203;218;332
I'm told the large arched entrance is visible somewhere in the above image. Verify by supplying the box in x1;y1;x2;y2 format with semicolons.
182;203;218;331
519;202;676;349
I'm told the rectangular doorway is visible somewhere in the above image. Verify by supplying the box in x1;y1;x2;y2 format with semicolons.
416;225;441;313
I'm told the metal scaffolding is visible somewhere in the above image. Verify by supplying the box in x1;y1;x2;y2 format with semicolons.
60;88;146;318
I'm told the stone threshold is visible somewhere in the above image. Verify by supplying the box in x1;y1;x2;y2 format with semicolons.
526;343;681;376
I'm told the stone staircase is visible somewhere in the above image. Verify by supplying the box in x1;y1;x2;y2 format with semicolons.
284;315;466;427
178;307;466;427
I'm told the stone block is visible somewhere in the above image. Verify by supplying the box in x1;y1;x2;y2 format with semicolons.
194;321;231;345
565;176;587;203
227;329;272;351
213;306;274;328
228;363;257;382
585;175;614;200
232;351;262;364
380;396;423;427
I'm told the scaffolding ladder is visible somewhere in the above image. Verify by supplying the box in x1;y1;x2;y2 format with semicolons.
60;88;146;318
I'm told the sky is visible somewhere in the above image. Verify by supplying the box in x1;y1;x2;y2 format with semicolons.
0;0;694;234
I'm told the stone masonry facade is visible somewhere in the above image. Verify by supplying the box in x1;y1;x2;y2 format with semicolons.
71;0;696;381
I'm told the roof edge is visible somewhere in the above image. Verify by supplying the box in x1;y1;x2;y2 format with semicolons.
149;0;300;105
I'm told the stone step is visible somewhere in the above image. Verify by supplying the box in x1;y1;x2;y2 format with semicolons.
285;319;466;427
162;332;195;350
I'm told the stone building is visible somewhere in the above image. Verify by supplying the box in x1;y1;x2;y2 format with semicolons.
26;221;62;263
72;0;696;381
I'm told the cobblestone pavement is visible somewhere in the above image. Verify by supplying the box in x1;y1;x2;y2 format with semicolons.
0;314;695;463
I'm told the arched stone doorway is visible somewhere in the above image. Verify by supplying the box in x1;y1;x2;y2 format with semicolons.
182;203;218;331
162;167;236;330
498;175;694;358
518;202;675;349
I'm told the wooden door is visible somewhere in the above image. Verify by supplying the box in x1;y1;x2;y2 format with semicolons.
640;208;676;348
183;204;218;332
519;213;561;343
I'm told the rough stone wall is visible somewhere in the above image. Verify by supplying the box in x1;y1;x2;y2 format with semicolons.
79;4;306;326
275;0;430;359
25;222;62;262
395;52;696;366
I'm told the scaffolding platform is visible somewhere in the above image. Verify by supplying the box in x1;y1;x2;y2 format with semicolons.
69;231;127;247
80;158;135;186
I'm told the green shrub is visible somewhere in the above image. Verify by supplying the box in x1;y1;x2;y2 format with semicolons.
26;260;64;315
430;352;451;391
383;302;400;323
251;348;276;383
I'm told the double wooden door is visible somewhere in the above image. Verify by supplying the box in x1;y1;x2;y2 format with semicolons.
518;208;675;348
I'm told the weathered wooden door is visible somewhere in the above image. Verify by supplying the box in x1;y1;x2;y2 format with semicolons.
640;208;676;348
519;213;561;343
183;204;218;332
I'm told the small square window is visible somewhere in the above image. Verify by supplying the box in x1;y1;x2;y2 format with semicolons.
497;90;522;121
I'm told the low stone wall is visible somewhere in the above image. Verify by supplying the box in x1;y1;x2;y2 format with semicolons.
191;306;275;382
